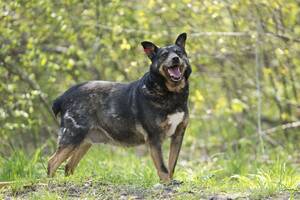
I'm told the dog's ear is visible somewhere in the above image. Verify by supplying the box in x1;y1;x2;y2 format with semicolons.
141;41;159;60
175;33;187;49
184;66;192;80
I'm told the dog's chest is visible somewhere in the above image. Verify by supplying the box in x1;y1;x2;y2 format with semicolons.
161;112;185;137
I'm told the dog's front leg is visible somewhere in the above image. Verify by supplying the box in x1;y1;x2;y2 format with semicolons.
168;122;187;179
147;140;170;182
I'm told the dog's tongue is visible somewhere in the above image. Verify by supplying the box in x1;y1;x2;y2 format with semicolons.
167;66;181;78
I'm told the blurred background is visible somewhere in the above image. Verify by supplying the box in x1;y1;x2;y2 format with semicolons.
0;0;300;182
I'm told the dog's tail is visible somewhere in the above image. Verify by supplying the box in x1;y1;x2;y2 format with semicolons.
52;97;62;118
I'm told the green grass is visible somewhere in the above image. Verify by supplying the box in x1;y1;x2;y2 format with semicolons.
1;120;300;199
1;144;299;199
1;150;45;180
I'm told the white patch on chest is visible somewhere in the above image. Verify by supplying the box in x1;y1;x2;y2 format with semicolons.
166;112;184;137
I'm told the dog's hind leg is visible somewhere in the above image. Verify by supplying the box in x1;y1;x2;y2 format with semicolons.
47;145;75;177
65;140;92;176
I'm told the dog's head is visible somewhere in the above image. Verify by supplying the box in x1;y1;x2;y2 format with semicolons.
141;33;191;92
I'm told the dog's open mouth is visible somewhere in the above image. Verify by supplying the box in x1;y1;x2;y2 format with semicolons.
167;65;182;82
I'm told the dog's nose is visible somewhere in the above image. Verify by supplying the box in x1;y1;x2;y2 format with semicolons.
172;56;180;64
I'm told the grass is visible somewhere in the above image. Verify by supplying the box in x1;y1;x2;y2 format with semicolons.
1;120;300;199
1;146;299;199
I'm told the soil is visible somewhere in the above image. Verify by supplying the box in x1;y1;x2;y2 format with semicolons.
1;180;299;200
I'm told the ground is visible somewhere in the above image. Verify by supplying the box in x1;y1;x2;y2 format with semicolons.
1;137;300;199
1;178;299;200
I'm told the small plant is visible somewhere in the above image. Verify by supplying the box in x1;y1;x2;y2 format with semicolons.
0;146;45;181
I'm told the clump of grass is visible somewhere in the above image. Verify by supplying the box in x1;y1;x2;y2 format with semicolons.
27;191;63;200
174;145;300;199
72;145;157;187
0;146;45;181
233;160;300;199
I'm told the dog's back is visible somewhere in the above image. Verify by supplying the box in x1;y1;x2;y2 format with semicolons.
52;83;86;117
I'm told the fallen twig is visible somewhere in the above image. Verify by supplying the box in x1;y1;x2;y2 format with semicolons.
262;121;300;135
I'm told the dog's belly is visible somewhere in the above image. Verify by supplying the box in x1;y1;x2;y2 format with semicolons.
86;125;146;146
86;128;111;144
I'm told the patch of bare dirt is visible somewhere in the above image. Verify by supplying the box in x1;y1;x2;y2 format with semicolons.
1;180;298;200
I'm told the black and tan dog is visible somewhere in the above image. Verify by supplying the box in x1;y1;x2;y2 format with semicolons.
48;33;191;182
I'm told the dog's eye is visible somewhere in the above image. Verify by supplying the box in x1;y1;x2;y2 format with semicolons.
161;51;168;57
175;49;183;56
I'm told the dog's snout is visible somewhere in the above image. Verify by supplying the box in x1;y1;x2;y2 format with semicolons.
172;56;180;64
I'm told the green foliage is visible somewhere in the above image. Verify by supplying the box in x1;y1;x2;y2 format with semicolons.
1;0;299;153
0;146;45;181
72;146;157;187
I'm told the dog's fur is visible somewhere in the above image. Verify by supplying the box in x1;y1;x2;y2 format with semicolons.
47;33;191;182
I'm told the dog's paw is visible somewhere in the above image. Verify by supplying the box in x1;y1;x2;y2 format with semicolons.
168;179;183;186
159;173;171;183
157;171;171;183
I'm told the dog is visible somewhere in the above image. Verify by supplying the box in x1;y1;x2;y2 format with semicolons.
47;33;192;182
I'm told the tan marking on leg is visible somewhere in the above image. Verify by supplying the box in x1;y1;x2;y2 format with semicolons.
65;141;92;176
148;142;170;182
168;135;183;179
168;118;188;179
47;145;75;177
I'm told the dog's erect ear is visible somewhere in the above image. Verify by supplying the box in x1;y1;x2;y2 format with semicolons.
184;66;192;80
141;41;159;60
175;33;187;49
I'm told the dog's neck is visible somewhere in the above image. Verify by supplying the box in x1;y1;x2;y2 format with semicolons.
145;72;166;93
